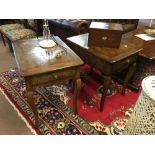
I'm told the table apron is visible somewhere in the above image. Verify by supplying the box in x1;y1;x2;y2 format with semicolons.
25;68;81;87
112;54;138;73
68;44;138;75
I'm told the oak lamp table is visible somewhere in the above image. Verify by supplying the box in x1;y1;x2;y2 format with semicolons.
13;37;83;127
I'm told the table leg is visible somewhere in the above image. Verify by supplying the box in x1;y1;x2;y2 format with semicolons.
73;78;81;114
122;62;137;96
100;75;111;112
26;90;38;127
112;75;139;92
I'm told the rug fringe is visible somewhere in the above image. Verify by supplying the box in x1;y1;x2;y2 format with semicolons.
0;87;37;135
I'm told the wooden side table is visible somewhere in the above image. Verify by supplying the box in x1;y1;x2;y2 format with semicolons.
67;33;142;112
13;37;83;127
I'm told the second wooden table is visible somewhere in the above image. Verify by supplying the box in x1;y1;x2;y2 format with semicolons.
67;33;142;112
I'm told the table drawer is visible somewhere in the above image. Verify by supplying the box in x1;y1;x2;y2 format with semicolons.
30;69;77;85
112;55;137;72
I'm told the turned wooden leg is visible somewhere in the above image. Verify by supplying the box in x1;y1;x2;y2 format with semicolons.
100;75;111;112
73;78;81;114
26;90;38;127
0;33;6;46
122;62;137;96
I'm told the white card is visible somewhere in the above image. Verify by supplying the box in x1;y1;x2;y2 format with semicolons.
135;34;155;41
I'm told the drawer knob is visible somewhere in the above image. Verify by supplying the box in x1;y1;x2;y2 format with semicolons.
102;36;108;40
53;74;58;79
126;59;130;63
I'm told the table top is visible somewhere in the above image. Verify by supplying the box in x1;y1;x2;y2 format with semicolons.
67;33;142;63
13;37;83;77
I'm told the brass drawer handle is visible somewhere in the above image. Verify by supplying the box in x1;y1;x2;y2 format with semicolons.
53;74;58;79
120;59;131;65
102;36;108;40
125;59;130;63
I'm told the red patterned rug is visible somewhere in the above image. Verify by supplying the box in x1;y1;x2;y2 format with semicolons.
0;60;155;135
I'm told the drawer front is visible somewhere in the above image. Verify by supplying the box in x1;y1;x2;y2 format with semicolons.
30;69;77;86
112;55;137;73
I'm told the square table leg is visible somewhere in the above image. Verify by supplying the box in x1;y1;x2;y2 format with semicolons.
100;75;112;112
73;78;82;114
122;62;137;95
